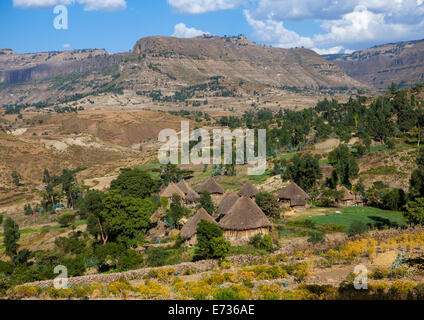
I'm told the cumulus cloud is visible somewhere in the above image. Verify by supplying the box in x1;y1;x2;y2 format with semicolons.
172;23;209;38
243;1;424;52
167;0;247;14
244;10;313;48
166;0;424;52
13;0;127;11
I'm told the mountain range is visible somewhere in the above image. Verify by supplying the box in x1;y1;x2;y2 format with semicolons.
1;35;424;106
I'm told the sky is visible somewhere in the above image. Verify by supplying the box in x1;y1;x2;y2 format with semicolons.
1;0;424;55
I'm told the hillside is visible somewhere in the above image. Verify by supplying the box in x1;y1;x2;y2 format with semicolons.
324;39;424;91
0;35;368;106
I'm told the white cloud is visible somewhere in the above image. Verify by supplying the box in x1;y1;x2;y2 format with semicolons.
172;23;209;38
244;10;313;48
63;43;71;48
243;1;424;52
13;0;127;11
311;46;345;55
167;0;247;14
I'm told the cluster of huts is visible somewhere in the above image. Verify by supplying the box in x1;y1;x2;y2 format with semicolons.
159;177;311;245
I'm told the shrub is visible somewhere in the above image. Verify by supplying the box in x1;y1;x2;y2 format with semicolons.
370;267;390;280
259;235;273;251
57;212;76;227
307;231;325;244
146;247;171;267
213;287;247;300
347;220;368;237
108;281;133;296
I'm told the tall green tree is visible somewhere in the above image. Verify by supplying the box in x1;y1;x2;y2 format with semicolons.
3;217;20;259
110;169;160;199
165;194;189;229
328;144;359;187
195;220;230;260
99;191;156;246
200;191;215;215
281;153;322;192
255;192;280;217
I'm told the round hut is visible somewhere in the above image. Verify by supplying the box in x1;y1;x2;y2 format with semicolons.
215;190;239;220
180;208;217;246
177;179;200;204
197;177;225;204
237;181;259;198
160;183;186;200
276;182;310;213
219;196;271;244
337;186;356;207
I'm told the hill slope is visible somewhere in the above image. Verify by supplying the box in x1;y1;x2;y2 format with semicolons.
0;35;368;106
323;39;424;91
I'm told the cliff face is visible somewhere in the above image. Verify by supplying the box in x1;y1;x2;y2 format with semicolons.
323;39;424;91
0;36;369;105
0;49;124;84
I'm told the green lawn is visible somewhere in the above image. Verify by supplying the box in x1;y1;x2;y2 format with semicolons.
294;206;407;229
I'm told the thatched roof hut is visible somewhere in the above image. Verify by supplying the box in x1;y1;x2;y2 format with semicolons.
197;177;224;195
216;191;239;218
160;183;185;199
177;179;200;203
276;182;310;207
180;208;217;242
219;196;271;242
186;189;200;203
237;181;259;198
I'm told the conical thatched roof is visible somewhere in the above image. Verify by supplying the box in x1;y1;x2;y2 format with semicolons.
276;182;310;206
216;191;239;217
186;189;200;203
197;177;224;194
219;196;271;231
160;183;185;199
238;181;259;198
177;180;193;195
180;208;217;240
177;180;200;203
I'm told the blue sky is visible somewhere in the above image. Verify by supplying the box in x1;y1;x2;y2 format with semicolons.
1;0;424;55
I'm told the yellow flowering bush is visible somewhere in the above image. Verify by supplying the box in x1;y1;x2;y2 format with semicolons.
107;281;133;296
137;280;171;299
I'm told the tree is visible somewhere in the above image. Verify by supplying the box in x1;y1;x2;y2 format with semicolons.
159;164;193;185
57;212;76;227
409;148;424;199
11;171;21;186
281;153;322;192
165;194;189;229
328;144;359;187
3;217;20;259
195;220;230;260
100;191;156;246
255;192;280;217
404;198;424;226
78;190;105;233
110;169;160;199
200;191;215;215
24;204;33;216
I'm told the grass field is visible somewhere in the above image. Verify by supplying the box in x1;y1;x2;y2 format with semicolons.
294;206;407;230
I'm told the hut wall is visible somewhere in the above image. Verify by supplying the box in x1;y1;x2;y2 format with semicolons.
185;235;198;247
223;228;270;244
280;200;291;209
